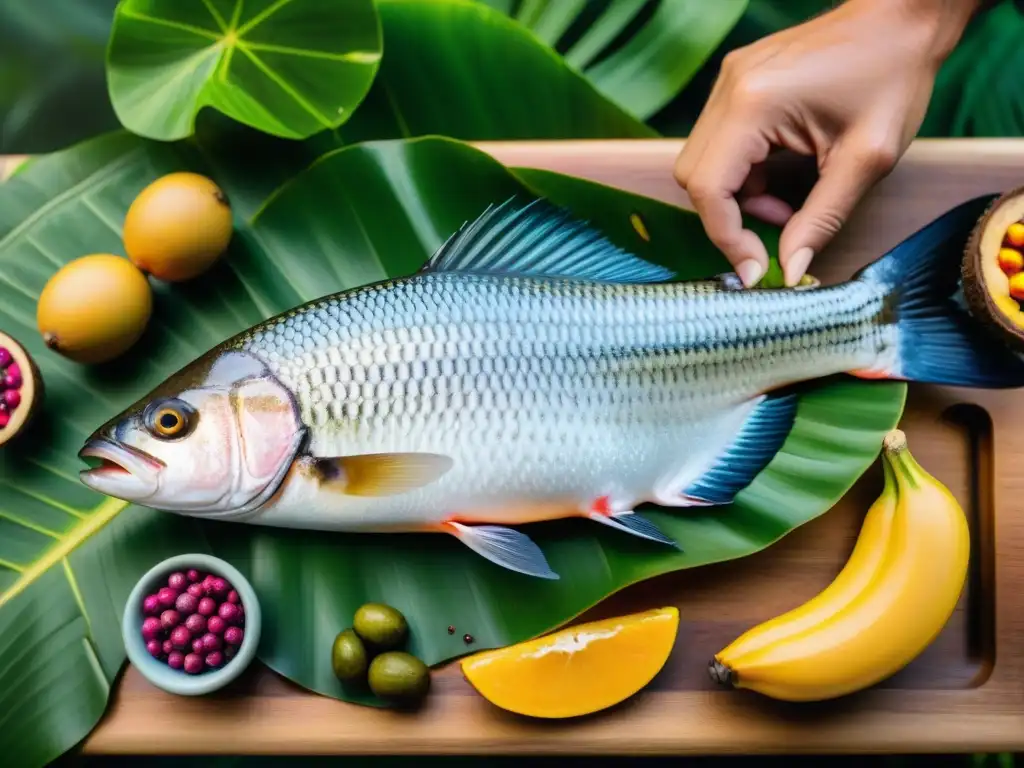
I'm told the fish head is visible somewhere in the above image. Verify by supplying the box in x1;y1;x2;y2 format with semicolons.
79;349;307;516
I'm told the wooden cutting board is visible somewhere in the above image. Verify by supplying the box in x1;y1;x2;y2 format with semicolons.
71;138;1024;755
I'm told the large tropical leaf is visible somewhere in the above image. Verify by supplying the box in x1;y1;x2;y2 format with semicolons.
648;0;835;136
334;0;655;143
0;125;904;758
106;0;383;141
478;0;748;121
0;0;120;153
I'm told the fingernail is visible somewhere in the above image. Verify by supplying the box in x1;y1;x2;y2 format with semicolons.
736;259;763;288
784;247;814;287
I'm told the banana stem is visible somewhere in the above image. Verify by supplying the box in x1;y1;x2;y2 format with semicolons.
882;428;922;490
708;658;736;687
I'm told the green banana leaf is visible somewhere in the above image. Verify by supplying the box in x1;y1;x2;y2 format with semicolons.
478;0;748;121
648;0;835;136
106;0;383;141
0;0;121;153
333;0;655;144
0;127;904;763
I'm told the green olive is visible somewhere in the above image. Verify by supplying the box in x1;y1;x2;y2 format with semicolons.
353;602;409;650
368;651;431;704
331;628;368;683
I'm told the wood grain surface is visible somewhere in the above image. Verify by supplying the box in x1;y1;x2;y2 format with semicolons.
68;138;1024;754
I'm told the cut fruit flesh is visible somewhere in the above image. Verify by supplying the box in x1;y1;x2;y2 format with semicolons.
0;331;42;448
460;606;679;719
963;186;1024;350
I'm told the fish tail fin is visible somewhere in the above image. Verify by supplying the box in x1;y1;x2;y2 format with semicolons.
853;193;1024;388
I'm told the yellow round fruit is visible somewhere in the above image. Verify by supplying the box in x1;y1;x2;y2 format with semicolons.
36;254;153;364
123;172;233;282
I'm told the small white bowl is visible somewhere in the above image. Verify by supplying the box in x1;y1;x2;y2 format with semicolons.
122;553;261;696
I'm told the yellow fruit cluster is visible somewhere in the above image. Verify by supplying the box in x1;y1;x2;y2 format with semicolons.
997;220;1024;301
36;173;233;365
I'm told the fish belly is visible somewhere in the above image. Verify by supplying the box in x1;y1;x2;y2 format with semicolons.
240;272;889;532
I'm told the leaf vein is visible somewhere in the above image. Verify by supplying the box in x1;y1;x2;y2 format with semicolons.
119;10;222;40
0;508;60;539
63;558;94;639
242;42;382;64
79;196;125;239
200;0;229;32
235;43;334;127
236;0;295;37
0;497;128;609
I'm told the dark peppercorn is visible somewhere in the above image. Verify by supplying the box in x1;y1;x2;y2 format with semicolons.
463;633;474;644
447;625;455;635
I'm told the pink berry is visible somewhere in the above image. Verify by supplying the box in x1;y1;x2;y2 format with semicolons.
170;625;191;650
167;651;185;670
207;615;226;635
201;632;222;652
0;411;9;429
210;577;228;597
146;639;163;658
167;572;187;591
202;574;216;592
218;602;240;624
3;389;19;410
224;626;244;646
184;613;206;634
157;587;178;607
4;364;20;389
198;597;216;616
141;617;163;641
184;653;204;674
186;569;200;582
227;590;240;604
192;638;206;655
142;594;161;615
0;348;10;368
187;583;205;598
175;592;198;614
205;651;224;668
163;639;174;655
236;605;245;625
159;609;180;630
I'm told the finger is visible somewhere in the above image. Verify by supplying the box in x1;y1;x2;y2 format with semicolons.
684;129;773;286
673;107;720;191
778;139;896;286
740;194;794;227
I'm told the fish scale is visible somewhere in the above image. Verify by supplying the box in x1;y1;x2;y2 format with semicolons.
235;273;889;479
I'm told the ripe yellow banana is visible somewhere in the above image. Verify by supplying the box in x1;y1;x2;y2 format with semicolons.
709;429;970;702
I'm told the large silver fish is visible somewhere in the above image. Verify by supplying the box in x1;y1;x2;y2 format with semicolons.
78;194;1024;579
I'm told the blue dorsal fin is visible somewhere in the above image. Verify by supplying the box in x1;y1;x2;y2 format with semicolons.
423;197;675;283
682;393;799;505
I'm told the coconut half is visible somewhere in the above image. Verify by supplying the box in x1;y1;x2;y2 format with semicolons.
963;186;1024;351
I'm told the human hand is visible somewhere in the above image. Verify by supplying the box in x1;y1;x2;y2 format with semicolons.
674;0;981;287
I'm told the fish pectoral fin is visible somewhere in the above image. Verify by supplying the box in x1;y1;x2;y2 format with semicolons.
446;521;559;580
680;392;799;506
318;453;454;497
587;509;680;549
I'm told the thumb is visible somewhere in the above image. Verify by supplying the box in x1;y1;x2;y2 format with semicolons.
778;140;897;286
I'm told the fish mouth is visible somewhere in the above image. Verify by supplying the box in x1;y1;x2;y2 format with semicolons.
78;438;163;500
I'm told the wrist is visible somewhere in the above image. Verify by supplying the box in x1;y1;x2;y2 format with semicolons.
848;0;983;66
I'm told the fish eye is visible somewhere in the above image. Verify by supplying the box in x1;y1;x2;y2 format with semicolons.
145;399;195;440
